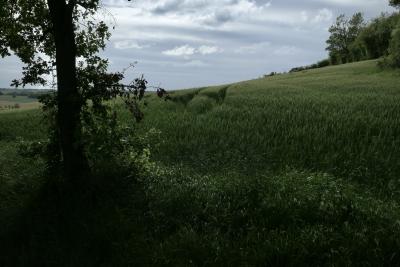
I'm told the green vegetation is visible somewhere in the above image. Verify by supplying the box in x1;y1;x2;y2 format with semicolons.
141;61;400;189
0;90;46;112
326;11;400;68
326;13;366;65
291;7;400;73
1;0;399;265
2;60;400;266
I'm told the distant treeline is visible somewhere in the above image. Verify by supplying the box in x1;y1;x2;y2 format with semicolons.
289;59;331;73
0;89;52;99
288;9;400;73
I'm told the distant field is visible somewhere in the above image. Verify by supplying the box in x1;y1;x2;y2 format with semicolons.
0;95;40;112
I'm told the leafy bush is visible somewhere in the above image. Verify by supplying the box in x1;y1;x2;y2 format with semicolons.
325;11;400;68
317;58;331;68
355;13;400;60
380;22;400;68
289;59;331;73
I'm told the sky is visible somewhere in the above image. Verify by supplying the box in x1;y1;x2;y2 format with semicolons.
0;0;395;90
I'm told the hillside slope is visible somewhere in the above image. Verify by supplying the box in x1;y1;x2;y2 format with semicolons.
140;60;400;187
2;60;400;266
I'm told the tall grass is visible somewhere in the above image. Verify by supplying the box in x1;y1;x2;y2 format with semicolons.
0;109;46;141
139;60;400;190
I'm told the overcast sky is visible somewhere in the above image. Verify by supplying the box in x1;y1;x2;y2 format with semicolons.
0;0;395;90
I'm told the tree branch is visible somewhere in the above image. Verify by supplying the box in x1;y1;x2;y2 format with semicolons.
75;0;97;10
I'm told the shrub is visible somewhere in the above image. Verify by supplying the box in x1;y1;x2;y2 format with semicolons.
289;59;331;73
264;72;277;77
358;13;400;60
380;22;400;68
316;58;330;68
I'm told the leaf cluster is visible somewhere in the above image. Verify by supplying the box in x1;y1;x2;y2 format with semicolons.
326;13;365;64
0;0;53;86
390;0;400;7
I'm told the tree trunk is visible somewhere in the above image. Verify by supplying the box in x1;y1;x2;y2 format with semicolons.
48;0;88;178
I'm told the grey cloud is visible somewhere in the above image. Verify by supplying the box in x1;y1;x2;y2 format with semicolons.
0;0;396;89
152;0;182;15
204;11;233;25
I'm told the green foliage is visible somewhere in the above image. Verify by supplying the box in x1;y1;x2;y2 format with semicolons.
325;8;400;69
0;107;156;267
0;0;112;87
391;0;400;8
326;13;365;64
389;24;400;66
143;169;400;266
0;0;157;177
380;21;400;68
0;110;46;141
353;13;400;60
81;110;156;176
290;58;331;73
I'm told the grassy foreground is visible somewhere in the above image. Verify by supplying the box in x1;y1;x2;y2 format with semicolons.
1;60;400;266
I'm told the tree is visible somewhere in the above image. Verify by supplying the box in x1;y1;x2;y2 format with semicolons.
379;0;400;67
0;0;145;178
326;13;365;64
387;27;400;67
352;13;400;60
390;0;400;7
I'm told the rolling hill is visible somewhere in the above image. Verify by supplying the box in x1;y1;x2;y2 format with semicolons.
1;60;400;266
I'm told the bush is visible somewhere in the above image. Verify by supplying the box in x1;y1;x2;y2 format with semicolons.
380;22;400;68
289;59;331;73
264;72;277;77
316;58;330;68
357;13;400;60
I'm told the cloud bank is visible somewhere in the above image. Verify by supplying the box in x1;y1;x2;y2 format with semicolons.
0;0;394;89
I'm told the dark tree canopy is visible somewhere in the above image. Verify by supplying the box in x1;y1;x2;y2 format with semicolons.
390;0;400;7
0;0;112;87
0;0;148;177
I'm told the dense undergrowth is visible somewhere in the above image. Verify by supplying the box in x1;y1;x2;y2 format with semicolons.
1;60;400;266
